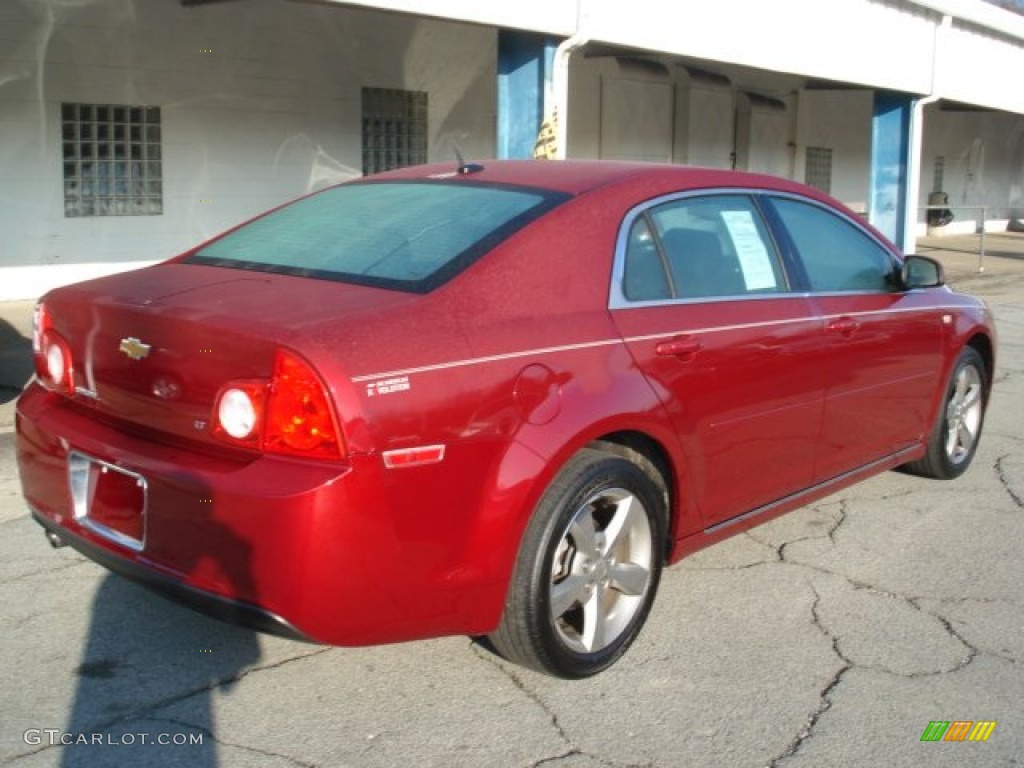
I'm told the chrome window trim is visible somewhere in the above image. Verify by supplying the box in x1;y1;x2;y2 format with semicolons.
608;187;902;310
611;291;807;311
609;188;790;310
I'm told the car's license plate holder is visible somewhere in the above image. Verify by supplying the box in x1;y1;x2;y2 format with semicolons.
68;451;147;551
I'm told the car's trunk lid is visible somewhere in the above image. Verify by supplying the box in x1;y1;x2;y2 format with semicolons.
43;263;413;452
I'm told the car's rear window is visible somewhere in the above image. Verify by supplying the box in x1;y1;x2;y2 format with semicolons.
185;180;568;293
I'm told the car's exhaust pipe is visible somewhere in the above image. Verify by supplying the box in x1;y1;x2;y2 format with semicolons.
45;530;66;549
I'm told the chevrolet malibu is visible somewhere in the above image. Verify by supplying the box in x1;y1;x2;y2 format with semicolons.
17;160;995;678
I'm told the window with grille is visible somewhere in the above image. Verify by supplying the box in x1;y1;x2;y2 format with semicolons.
804;146;833;194
61;103;163;217
361;88;428;176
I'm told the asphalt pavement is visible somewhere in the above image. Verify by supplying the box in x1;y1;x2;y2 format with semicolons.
1;233;1022;767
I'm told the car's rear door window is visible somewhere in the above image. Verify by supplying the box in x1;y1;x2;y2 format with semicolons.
186;181;567;293
768;197;897;293
620;194;788;302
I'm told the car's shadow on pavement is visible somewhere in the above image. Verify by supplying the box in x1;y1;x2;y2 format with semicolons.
52;471;270;765
0;318;32;405
59;573;262;767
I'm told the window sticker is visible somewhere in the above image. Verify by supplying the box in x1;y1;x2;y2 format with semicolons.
720;210;777;291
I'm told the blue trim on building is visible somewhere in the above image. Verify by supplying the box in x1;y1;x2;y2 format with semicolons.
497;31;557;159
870;92;913;246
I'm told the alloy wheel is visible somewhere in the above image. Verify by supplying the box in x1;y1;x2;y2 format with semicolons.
548;487;654;654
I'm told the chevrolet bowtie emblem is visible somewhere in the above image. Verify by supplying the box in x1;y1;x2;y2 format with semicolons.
119;337;151;361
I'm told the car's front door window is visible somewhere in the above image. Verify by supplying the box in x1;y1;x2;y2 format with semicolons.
768;197;895;293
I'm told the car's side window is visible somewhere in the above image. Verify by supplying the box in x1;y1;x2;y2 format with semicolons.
622;194;787;302
623;217;673;301
769;197;896;293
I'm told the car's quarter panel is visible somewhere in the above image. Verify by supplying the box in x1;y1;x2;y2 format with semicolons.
343;191;690;597
339;192;628;450
612;298;825;527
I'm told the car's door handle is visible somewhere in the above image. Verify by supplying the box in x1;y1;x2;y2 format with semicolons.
655;336;703;359
827;317;860;337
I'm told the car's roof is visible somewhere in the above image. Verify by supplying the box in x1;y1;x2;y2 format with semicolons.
367;159;817;199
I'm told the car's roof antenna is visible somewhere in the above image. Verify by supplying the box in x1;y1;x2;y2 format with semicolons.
454;146;484;175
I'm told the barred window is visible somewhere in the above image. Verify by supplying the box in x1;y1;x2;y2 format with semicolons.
804;146;833;194
361;88;427;176
62;103;163;217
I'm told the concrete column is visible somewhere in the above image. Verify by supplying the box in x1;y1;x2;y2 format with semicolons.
870;92;914;248
497;30;557;159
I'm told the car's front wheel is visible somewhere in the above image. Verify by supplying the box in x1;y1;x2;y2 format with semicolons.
905;346;988;479
489;448;667;678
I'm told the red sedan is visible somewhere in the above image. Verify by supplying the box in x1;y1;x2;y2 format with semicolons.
17;160;995;678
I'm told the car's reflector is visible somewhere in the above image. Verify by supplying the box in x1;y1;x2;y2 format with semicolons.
382;445;446;468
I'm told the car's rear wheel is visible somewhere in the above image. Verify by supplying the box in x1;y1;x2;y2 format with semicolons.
905;346;987;479
489;448;666;678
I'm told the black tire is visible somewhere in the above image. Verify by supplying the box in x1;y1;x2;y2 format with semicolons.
905;346;988;479
489;448;667;678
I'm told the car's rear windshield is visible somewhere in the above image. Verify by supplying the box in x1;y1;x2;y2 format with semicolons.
185;180;568;293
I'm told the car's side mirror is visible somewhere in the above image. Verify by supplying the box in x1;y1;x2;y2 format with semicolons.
901;254;945;290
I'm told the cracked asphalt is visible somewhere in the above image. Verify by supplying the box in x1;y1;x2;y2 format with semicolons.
1;241;1022;767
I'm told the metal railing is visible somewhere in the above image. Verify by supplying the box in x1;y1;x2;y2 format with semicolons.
919;204;988;273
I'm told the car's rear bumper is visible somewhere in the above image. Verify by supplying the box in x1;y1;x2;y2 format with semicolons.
15;382;517;645
31;508;312;642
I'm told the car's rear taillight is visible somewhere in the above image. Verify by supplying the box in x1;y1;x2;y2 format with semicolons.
212;349;344;460
33;302;75;395
264;350;342;459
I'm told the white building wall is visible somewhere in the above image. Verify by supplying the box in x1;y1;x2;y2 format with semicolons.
794;90;875;213
5;0;1024;300
919;105;1024;231
326;0;578;36
735;94;794;179
565;57;679;163
0;0;496;300
940;20;1024;112
565;58;796;175
565;59;603;160
579;0;940;96
599;75;674;163
332;0;1024;114
684;79;735;170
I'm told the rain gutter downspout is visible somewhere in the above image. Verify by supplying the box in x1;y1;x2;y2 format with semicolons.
902;13;950;254
552;33;588;160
